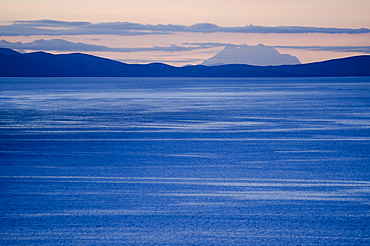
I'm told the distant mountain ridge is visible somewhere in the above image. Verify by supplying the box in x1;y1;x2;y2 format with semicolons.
0;47;369;77
202;44;301;66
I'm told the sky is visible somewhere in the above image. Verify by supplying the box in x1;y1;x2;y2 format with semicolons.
0;0;369;66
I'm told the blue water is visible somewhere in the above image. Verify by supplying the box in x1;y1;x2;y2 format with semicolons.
1;77;369;245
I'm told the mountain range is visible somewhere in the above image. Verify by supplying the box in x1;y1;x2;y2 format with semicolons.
202;44;301;66
0;47;369;77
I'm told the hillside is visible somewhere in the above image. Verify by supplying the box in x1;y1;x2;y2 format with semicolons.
0;48;369;77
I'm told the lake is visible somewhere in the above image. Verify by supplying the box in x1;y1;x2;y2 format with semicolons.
1;77;369;245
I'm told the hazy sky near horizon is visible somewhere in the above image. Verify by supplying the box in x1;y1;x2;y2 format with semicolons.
1;0;369;65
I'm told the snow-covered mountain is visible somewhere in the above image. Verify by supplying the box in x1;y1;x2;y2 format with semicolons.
202;44;301;66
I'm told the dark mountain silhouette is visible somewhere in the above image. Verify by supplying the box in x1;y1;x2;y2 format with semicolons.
0;47;23;56
1;47;369;77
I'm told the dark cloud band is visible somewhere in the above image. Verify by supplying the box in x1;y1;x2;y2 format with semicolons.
1;19;369;36
274;45;370;53
186;43;370;53
1;39;369;54
0;39;210;52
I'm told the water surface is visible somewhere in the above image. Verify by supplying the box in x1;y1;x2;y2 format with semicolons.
1;77;369;245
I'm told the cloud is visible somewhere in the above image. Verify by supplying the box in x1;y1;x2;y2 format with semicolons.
119;58;205;64
0;20;169;36
231;26;370;34
274;45;370;53
184;42;237;47
2;39;369;55
0;39;114;52
186;42;370;54
1;19;369;36
2;37;369;56
0;39;210;53
12;20;90;27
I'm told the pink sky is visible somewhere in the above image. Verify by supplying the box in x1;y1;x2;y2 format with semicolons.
1;0;369;66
